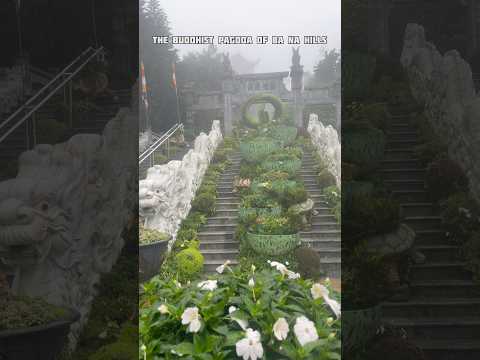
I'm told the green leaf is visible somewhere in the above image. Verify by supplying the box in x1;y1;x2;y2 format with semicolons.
172;342;195;356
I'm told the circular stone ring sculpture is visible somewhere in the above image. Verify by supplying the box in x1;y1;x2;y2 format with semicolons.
240;94;284;128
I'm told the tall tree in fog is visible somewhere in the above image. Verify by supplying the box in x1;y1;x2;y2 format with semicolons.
309;49;340;88
140;0;178;131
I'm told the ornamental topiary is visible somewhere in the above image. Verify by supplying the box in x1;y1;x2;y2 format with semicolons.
268;125;298;144
191;192;216;216
294;247;323;279
175;247;204;280
240;94;284;128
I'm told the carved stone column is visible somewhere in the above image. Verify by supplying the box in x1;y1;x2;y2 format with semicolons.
290;48;304;128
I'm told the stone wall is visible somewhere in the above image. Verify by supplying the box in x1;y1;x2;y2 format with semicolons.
401;23;480;202
139;120;223;238
307;113;341;187
0;107;137;345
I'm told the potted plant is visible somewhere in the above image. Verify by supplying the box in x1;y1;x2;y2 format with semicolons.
247;215;302;256
0;291;79;360
238;194;282;223
139;225;171;282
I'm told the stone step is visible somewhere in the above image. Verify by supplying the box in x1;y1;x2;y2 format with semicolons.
393;190;429;202
300;238;341;250
315;249;341;260
199;240;239;250
309;222;340;231
380;168;425;181
201;249;239;261
201;223;237;232
410;280;480;299
386;131;418;141
382;298;480;319
403;216;443;231
198;231;235;242
383;317;480;341
386;139;419;150
415;229;450;246
216;203;240;210
207;217;238;226
381;158;422;169
319;258;341;279
411;262;471;281
216;196;239;202
384;148;416;160
215;209;239;217
417;245;462;263
204;259;239;273
400;202;435;217
417;339;480;360
385;179;425;191
314;208;334;216
300;230;341;239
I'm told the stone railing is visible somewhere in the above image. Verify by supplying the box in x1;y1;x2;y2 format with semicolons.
0;66;27;119
0;106;137;344
401;23;480;202
307;113;341;187
139;120;223;238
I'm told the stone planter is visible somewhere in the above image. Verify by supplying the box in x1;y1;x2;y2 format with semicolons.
261;158;302;175
342;305;382;355
247;232;301;256
0;309;79;360
240;140;280;163
238;207;282;222
139;240;169;282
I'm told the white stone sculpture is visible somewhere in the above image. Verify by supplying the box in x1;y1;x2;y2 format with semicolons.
401;23;480;202
0;108;137;345
307;114;341;187
139;120;223;239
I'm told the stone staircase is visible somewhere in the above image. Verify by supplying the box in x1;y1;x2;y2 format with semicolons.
299;152;341;279
381;114;480;360
198;153;241;273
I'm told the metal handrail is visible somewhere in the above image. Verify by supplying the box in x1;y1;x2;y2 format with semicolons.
0;47;104;144
139;123;184;164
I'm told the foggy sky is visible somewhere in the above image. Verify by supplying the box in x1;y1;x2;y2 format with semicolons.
159;0;341;74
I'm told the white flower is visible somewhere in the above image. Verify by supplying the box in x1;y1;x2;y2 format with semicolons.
286;271;301;280
216;260;231;274
311;284;329;300
197;280;218;291
248;278;255;287
174;280;182;288
273;318;289;341
158;304;169;314
181;307;202;333
294;316;319;346
326;317;334;326
229;305;248;330
328;332;336;340
251;264;256;273
311;283;341;319
236;328;264;360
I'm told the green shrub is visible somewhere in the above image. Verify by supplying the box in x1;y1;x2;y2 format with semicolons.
256;170;290;182
317;169;337;188
342;127;385;173
294;247;323;279
426;158;468;201
191;192;216;216
239;163;262;178
213;149;228;163
249;215;299;235
176;228;198;243
154;153;168;165
175;247;204;279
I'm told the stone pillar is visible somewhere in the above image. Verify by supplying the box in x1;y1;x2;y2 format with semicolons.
368;0;392;55
290;48;304;128
223;88;233;136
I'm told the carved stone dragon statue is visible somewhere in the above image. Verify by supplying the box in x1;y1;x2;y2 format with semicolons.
0;108;137;346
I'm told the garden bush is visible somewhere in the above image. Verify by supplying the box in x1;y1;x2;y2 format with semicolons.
191;192;216;216
342;127;385;173
175;247;204;280
294;247;323;280
140;265;340;360
426;158;468;201
317;170;337;188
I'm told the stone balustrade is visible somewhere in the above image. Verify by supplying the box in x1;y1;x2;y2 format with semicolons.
401;23;480;203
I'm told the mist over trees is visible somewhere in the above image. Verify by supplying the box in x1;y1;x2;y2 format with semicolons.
308;49;340;88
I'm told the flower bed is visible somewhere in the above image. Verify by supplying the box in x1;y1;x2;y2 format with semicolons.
261;158;302;175
239;138;280;163
140;263;340;359
269;125;298;145
246;232;301;256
